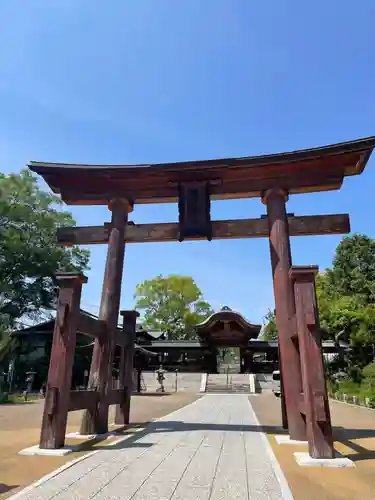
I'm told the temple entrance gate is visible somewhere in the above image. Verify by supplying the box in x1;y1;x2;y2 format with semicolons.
30;136;375;460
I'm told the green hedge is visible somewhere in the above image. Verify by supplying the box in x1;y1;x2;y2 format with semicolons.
0;392;10;404
328;364;375;408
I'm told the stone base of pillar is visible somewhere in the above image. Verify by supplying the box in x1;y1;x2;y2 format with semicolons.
294;452;355;468
274;434;307;445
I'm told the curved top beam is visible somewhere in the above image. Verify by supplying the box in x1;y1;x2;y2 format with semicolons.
28;136;375;205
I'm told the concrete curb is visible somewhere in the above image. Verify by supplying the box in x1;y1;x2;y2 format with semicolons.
8;418;158;498
330;397;375;412
7;451;100;500
247;398;294;500
200;373;208;392
249;373;256;393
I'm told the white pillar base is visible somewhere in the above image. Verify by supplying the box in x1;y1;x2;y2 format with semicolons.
294;452;355;468
274;434;308;445
19;445;76;456
65;431;118;439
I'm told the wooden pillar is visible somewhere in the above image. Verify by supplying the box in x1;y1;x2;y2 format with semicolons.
262;188;306;440
239;348;245;373
212;351;218;373
248;351;254;373
115;310;139;425
40;272;87;449
277;344;288;430
80;198;131;435
289;266;334;459
242;349;253;373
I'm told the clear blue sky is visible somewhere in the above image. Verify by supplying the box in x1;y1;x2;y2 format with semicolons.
1;1;375;323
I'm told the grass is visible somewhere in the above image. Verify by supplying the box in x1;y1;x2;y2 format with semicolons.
338;380;362;395
0;393;41;404
328;378;375;408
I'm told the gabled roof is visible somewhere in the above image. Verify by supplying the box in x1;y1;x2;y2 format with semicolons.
11;310;121;336
195;307;261;334
135;326;165;341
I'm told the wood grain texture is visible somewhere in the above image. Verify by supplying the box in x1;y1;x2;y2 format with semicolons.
80;200;129;435
40;273;87;449
57;214;350;245
290;266;334;459
68;390;98;412
264;189;307;441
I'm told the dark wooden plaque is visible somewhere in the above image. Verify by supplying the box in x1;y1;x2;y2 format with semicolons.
178;181;212;242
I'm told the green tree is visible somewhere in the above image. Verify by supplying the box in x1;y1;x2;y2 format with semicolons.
318;293;375;346
260;309;278;341
331;234;375;303
316;234;375;341
0;170;90;337
315;238;375;373
134;274;213;339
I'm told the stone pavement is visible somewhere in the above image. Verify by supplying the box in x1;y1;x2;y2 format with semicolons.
10;395;291;500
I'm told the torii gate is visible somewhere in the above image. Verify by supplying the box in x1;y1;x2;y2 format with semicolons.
29;136;375;459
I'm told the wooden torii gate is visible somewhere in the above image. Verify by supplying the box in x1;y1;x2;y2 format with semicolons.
30;136;375;458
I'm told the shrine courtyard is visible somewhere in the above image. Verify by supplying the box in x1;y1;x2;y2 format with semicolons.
1;393;375;500
2;137;373;499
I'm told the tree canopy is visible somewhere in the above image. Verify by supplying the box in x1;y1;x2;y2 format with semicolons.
0;170;90;338
262;234;375;353
260;309;278;341
317;234;375;349
133;274;213;340
330;234;375;303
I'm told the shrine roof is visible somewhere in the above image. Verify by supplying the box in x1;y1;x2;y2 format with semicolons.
28;136;375;205
195;307;261;334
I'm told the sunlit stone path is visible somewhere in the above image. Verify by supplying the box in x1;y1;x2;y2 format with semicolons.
12;394;292;500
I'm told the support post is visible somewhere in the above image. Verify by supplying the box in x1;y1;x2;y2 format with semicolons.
262;188;306;440
115;310;139;425
80;199;131;435
289;266;334;459
40;272;87;449
278;345;288;430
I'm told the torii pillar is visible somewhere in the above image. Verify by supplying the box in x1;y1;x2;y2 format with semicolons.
262;188;306;440
80;198;132;435
289;266;334;458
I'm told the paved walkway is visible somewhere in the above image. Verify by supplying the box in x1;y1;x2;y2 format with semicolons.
12;395;291;500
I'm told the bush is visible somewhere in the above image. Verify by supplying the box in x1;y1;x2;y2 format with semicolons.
348;365;363;383
361;362;375;393
338;380;361;396
0;392;9;404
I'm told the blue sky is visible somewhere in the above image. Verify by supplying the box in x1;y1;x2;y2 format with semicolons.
1;1;375;323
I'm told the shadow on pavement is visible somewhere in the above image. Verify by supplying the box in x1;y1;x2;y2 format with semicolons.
93;420;287;451
333;426;375;462
90;419;375;464
0;483;19;494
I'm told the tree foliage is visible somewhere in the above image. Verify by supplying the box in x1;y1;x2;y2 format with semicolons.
262;234;375;358
316;235;375;349
0;170;90;337
133;274;213;339
261;309;278;341
331;234;375;303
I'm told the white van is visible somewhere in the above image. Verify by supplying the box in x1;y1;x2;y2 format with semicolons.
272;370;281;397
